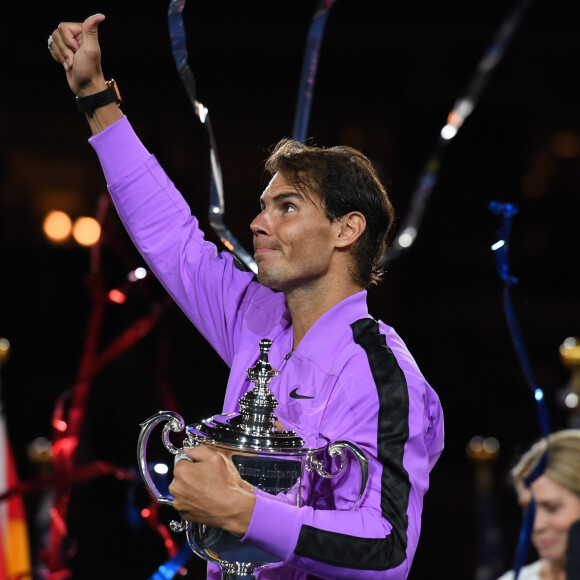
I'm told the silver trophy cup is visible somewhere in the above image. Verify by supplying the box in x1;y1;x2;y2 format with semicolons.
137;338;369;580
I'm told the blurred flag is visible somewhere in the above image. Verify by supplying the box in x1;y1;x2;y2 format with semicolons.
0;404;32;580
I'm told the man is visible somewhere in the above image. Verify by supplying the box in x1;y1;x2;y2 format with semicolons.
48;14;444;579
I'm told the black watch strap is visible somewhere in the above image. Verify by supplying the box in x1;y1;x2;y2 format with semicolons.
76;80;122;114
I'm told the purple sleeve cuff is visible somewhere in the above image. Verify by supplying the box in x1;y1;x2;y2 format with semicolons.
88;116;151;185
242;491;303;562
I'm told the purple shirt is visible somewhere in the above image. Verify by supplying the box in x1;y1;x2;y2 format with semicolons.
90;117;444;579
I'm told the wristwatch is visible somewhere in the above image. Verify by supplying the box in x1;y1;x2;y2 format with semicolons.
76;79;122;114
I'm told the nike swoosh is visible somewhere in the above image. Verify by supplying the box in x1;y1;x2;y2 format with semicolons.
289;388;314;400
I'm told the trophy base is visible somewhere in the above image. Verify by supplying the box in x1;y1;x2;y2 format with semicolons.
189;524;278;580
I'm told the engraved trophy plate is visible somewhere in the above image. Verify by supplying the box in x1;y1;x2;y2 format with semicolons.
138;339;369;580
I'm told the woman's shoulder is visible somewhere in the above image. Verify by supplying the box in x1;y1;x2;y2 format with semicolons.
496;559;544;580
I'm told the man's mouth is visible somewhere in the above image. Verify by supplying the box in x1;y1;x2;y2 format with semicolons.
254;246;277;255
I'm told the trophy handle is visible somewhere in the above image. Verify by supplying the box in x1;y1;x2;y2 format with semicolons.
307;440;370;510
137;410;188;532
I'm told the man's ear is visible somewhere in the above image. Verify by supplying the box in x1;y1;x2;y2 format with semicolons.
335;211;366;249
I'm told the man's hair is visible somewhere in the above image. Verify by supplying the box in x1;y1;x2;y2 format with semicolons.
264;138;395;288
511;429;580;495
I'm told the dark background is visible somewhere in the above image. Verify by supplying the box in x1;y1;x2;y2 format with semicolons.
1;0;580;578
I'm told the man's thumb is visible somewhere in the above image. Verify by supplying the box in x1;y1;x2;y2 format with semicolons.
82;13;106;44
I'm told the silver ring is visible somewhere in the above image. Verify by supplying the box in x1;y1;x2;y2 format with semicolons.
47;35;54;50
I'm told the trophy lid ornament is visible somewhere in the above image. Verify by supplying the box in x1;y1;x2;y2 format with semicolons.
189;338;306;452
234;338;282;433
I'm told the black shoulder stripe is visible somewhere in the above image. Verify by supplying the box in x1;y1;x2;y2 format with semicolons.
352;318;411;564
294;318;411;570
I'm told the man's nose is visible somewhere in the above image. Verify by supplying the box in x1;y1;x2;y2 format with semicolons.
250;210;270;235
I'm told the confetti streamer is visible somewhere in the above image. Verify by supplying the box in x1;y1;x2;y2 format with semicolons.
489;201;550;580
40;194;172;577
292;0;338;143
167;0;339;272
168;0;257;273
382;0;535;266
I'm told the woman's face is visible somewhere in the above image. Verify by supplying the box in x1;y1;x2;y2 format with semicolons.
518;474;580;565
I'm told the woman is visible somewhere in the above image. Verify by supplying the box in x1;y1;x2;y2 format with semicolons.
498;429;580;580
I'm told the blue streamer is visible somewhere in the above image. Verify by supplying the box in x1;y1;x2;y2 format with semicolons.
512;498;536;575
489;201;551;580
148;541;193;580
168;0;257;273
488;201;550;436
292;0;338;143
489;201;519;285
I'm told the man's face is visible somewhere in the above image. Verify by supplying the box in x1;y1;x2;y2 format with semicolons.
518;474;580;566
250;172;337;292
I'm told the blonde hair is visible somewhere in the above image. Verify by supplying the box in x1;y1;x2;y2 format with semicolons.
512;429;580;495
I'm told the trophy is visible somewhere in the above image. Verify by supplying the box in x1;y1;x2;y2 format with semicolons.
138;338;369;580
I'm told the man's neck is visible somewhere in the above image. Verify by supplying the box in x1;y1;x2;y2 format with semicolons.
285;279;363;350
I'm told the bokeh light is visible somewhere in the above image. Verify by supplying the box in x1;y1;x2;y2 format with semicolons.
108;289;127;304
72;217;101;246
43;210;72;242
128;267;148;282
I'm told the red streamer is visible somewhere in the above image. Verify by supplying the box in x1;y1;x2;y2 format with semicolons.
36;193;173;577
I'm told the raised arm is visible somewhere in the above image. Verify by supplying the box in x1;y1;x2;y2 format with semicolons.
48;14;123;134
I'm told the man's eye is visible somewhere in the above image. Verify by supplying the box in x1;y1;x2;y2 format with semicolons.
283;204;296;213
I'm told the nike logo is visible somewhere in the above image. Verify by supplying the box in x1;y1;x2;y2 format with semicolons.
289;388;314;400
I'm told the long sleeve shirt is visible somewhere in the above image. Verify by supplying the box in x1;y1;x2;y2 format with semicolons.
89;116;444;579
